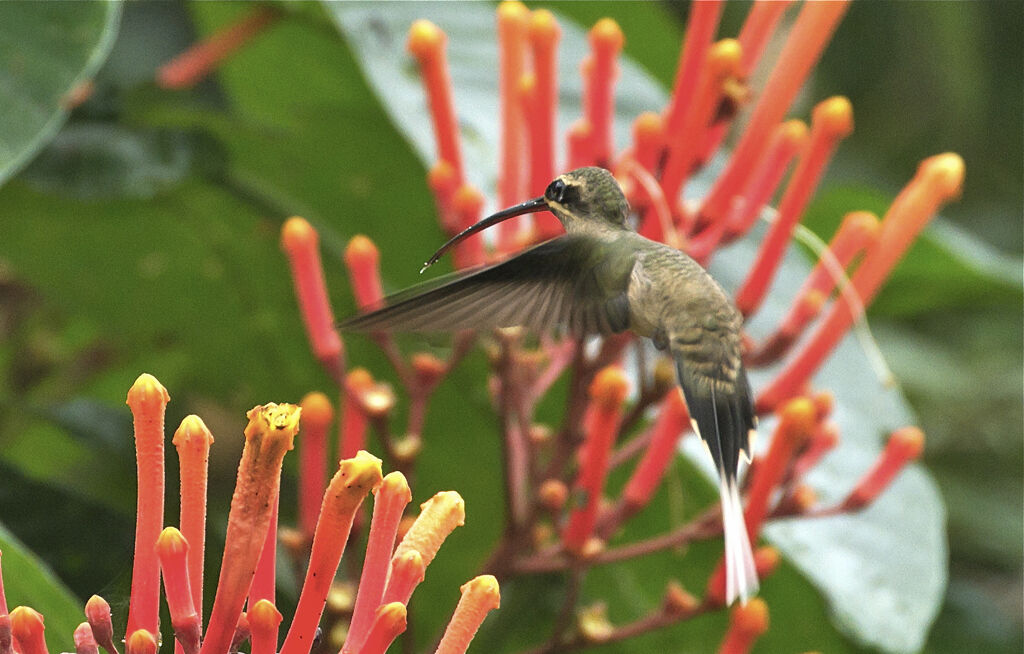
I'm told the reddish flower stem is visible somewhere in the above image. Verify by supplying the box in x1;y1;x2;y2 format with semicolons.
125;374;169;639
429;160;461;234
841;427;924;511
620;389;691;514
408;20;465;185
699;1;849;226
452;184;488;268
528;9;563;241
630;111;665;186
734;96;854;318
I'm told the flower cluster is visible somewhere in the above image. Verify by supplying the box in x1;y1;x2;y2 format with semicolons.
0;374;496;654
278;1;961;651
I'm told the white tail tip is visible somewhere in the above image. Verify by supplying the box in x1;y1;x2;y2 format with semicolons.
719;475;759;604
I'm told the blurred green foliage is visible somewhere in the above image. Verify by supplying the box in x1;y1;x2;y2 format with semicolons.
0;2;1019;653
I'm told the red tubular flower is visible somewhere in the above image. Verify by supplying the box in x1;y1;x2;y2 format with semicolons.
527;9;562;241
563;366;630;553
451;184;488;268
345;472;412;654
73;622;98;654
392;491;465;570
630;111;665;181
380;550;426;607
156;528;201;654
125;374;169;639
497;1;530;253
358;603;407;654
201;403;300;654
124;630;156;654
341;368;374;460
344;234;384;312
84;596;116;654
9;607;46;654
566;119;593;170
435;576;501;654
249;499;278;608
585;19;624;168
172;416;213;627
281;217;344;383
157;6;279;89
428;159;461;234
841;427;924;511
791;420;840;481
699;1;849;226
621;389;691;512
407;20;464;185
663;0;724;144
757;153;965;411
735;96;854;318
279;452;383;654
247;600;282;654
717;598;769;654
298;391;334;540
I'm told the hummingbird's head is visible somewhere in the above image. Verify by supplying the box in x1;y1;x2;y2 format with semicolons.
422;167;631;270
543;167;630;232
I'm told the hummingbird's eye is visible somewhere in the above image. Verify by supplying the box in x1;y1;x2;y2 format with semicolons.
545;179;568;204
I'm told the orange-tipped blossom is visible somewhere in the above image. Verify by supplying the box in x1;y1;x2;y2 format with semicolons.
281;217;344;383
346;472;413;654
341;368;374;460
622;389;691;511
408;20;464;184
247;600;282;654
201;403;300;654
452;184;488;268
393;490;466;570
718;597;769;654
125;630;156;654
563;366;630;553
172;415;213;624
298;391;334;540
381;550;426;607
497;1;530;254
84;595;117;654
435;576;501;654
125;373;169;639
157;6;278;89
156;528;201;654
700;1;849;226
344;235;384;312
567;119;593;170
757;153;965;411
279;452;383;654
10;607;46;654
358;603;407;654
791;421;840;481
428;159;461;234
73;622;98;654
630;111;665;183
735;96;854;318
841;427;924;511
538;478;569;512
527;9;562;240
663;0;724;141
585;18;624;167
660;38;743;208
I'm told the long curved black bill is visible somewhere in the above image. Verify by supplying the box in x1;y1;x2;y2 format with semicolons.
421;196;549;272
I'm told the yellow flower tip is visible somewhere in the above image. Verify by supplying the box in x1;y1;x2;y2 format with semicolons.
453;183;485;215
375;601;408;629
754;546;782;576
248;599;283;629
126;373;170;411
920;152;965;200
428;159;457;189
843;210;881;242
336;450;384;494
589;366;630;409
460;575;501;610
376;470;412;502
633;110;664;140
570;118;593;139
577;603;613;643
777;397;817;445
811;390;834;421
663;580;699;615
125;629;157;654
244;402;302;450
731;597;770;636
800;289;827;314
779;119;810;147
300;391;334;430
346;367;375;393
344;234;380;268
421;490;466;526
9;606;44;640
392;549;426;583
890;426;925;460
791;484;818;512
172;414;214;447
281;216;318;252
529;9;561;42
708;38;743;77
538;478;568;511
412;352;446;380
156;526;188;556
579;536;606;560
407;19;445;60
394;491;465;568
497;1;530;25
589;18;624;53
84;594;110;620
812;95;854;138
519;71;536;96
393;433;423;463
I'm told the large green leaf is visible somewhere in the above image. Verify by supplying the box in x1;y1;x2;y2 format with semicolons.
0;2;122;186
327;3;945;652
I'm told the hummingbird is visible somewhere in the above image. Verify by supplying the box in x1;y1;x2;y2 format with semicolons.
341;166;758;604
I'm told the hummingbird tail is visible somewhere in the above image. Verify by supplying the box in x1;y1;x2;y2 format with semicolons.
719;471;759;604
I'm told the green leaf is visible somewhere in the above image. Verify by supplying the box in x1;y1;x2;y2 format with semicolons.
328;3;946;652
0;522;83;654
0;2;122;187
